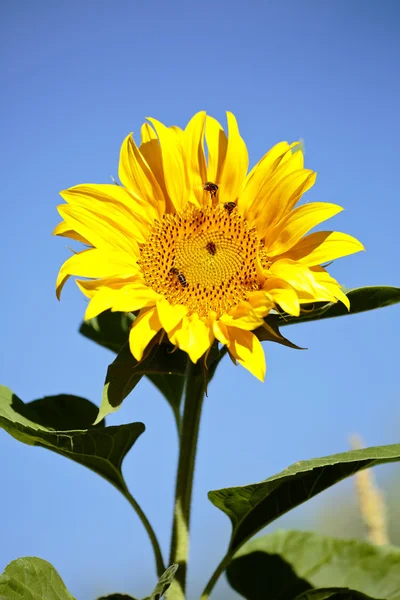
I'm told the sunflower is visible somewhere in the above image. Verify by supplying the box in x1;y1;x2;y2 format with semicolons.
54;112;363;381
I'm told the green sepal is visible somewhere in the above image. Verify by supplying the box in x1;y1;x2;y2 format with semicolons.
254;316;305;349
208;444;400;553
80;312;227;425
97;341;187;423
0;557;76;600
79;310;135;353
80;310;188;425
226;530;400;600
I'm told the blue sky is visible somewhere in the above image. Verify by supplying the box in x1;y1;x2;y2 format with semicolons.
1;1;399;599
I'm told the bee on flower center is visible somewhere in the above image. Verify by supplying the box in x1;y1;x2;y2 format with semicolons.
203;181;219;198
205;241;217;255
223;202;237;215
169;267;187;288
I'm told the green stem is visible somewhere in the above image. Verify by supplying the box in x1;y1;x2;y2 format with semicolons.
200;552;232;600
168;359;207;599
124;488;166;577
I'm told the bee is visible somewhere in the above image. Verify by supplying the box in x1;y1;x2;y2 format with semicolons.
206;241;217;255
203;181;219;198
177;272;187;287
169;267;187;288
223;202;237;214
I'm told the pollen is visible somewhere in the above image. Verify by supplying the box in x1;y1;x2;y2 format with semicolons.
138;205;261;318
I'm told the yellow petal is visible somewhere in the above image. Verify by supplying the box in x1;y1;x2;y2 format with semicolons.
226;327;266;381
266;261;348;309
246;292;277;320
61;183;153;230
183;111;207;206
140;124;174;214
256;170;317;238
170;125;183;135
205;116;228;185
53;220;91;245
76;274;141;298
245;142;295;183
82;289;116;321
280;231;365;266
309;266;350;309
146;117;188;211
221;297;270;330
56;248;138;299
156;298;189;333
265;202;343;257
262;278;301;316
111;285;160;312
217;112;248;205
221;312;264;331
78;276;160;313
169;314;214;363
213;319;230;345
129;307;162;361
238;142;293;217
267;259;320;297
57;203;141;255
243;146;307;227
118;133;165;219
58;183;150;247
141;123;157;144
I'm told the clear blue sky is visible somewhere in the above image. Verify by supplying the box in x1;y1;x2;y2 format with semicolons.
1;1;399;599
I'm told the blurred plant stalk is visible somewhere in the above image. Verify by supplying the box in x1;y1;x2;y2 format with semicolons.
351;434;389;546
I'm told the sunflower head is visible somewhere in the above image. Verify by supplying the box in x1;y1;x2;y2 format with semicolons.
54;112;363;381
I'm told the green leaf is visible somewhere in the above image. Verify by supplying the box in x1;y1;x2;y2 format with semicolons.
0;385;144;496
275;286;400;327
0;557;76;600
295;590;382;600
22;393;105;430
98;342;187;423
97;595;138;600
226;530;400;600
208;444;400;554
150;564;179;600
79;310;135;353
